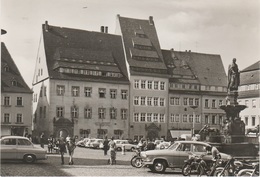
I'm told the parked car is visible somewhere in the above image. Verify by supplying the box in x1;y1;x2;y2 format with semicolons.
140;140;231;173
89;139;103;149
155;141;171;150
85;139;96;148
76;138;89;147
0;136;48;163
116;140;137;151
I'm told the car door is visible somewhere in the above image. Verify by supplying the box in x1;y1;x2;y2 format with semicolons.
0;138;17;159
176;143;192;167
16;138;34;159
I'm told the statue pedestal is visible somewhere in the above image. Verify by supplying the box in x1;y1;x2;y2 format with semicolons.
226;91;238;105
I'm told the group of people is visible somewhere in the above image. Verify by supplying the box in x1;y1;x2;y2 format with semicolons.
58;136;77;165
102;136;117;165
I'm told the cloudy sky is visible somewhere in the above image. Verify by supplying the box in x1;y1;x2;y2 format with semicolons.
1;0;259;87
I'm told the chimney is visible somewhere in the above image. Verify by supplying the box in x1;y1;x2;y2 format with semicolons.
170;48;174;51
105;26;108;33
149;16;154;25
100;26;104;33
45;21;49;32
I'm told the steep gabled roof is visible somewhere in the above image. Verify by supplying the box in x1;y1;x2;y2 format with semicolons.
117;15;168;76
163;50;227;86
1;42;32;93
42;23;129;83
239;61;259;85
241;60;260;72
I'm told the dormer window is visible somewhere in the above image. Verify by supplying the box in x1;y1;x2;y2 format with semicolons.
11;80;17;86
4;66;9;72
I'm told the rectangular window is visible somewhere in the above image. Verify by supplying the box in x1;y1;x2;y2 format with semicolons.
147;97;152;106
71;106;79;118
195;98;199;106
99;88;106;98
170;114;174;122
183;115;187;122
175;98;180;105
98;108;106;119
183;98;188;106
245;100;249;107
153;113;158;122
189;98;194;106
4;97;10;106
252;99;256;108
189;114;193;123
219;115;222;124
134;113;139;122
141;80;146;89
159;114;165;122
141;97;146;105
140;113;146;122
205;99;209;108
134;80;139;89
84;108;92;119
212;100;216;108
134;96;139;105
56;107;64;117
170;97;174;105
212;115;216;124
57;85;65;96
16;114;22;123
154;81;159;90
153;97;158;106
147;113;152;122
147;81;152;89
121;90;127;99
160;98;165;106
219;100;223;106
84;87;92;97
175;114;180;122
110;89;117;99
121;109;127;119
195;115;200;123
110;108;117;119
205;115;209;124
252;116;256;126
17;97;23;106
160;82;165;90
4;113;10;123
71;86;80;97
245;116;248;125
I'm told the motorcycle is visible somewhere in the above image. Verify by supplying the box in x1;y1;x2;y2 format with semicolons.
214;156;255;176
237;162;259;176
130;148;143;168
182;152;222;176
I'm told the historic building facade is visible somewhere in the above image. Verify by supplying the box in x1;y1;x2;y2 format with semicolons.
238;61;260;130
1;42;33;136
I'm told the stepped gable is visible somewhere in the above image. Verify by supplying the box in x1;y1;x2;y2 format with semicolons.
162;49;200;84
42;23;129;83
1;42;32;93
118;15;168;75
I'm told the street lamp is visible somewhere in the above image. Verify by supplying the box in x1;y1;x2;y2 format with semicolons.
190;105;198;137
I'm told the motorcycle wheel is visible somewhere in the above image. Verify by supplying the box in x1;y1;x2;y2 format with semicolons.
130;156;137;167
197;165;204;176
237;169;254;176
182;163;192;176
134;157;143;168
214;167;229;177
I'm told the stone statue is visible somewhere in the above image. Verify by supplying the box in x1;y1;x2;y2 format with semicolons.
227;58;240;92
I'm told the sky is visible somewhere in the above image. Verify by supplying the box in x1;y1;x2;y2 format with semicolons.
1;0;260;87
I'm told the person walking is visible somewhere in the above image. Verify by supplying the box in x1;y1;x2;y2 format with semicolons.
108;137;116;165
47;135;54;153
40;132;45;148
67;136;76;165
58;137;67;165
103;136;109;156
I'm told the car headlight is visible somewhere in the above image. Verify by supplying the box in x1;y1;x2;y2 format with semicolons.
140;151;147;158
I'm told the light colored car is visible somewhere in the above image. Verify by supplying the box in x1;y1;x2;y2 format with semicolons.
0;136;48;163
116;140;137;151
85;139;96;148
76;138;89;147
140;140;231;173
155;141;171;150
89;139;103;149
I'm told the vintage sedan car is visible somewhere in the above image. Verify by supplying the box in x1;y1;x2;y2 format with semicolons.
140;140;231;173
76;138;89;147
0;136;48;163
89;139;103;149
115;140;137;151
85;139;96;148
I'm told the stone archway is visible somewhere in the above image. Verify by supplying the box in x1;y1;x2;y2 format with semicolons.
57;128;69;138
53;118;74;138
145;123;161;140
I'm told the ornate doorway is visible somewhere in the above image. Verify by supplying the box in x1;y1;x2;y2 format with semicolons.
145;123;161;140
53;118;74;138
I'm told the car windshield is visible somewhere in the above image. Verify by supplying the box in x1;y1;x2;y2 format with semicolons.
167;142;179;150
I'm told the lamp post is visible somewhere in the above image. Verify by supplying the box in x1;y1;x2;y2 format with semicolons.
190;105;198;137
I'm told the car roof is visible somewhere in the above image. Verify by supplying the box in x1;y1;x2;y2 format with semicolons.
1;136;29;140
175;140;209;146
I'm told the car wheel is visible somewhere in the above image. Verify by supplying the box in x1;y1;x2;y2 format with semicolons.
153;160;167;173
117;147;122;151
182;163;192;176
23;154;36;163
134;157;143;168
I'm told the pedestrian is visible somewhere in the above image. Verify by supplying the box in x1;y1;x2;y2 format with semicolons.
108;137;116;165
103;136;109;156
47;135;54;153
146;140;156;150
58;137;67;165
67;136;76;165
40;132;45;148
